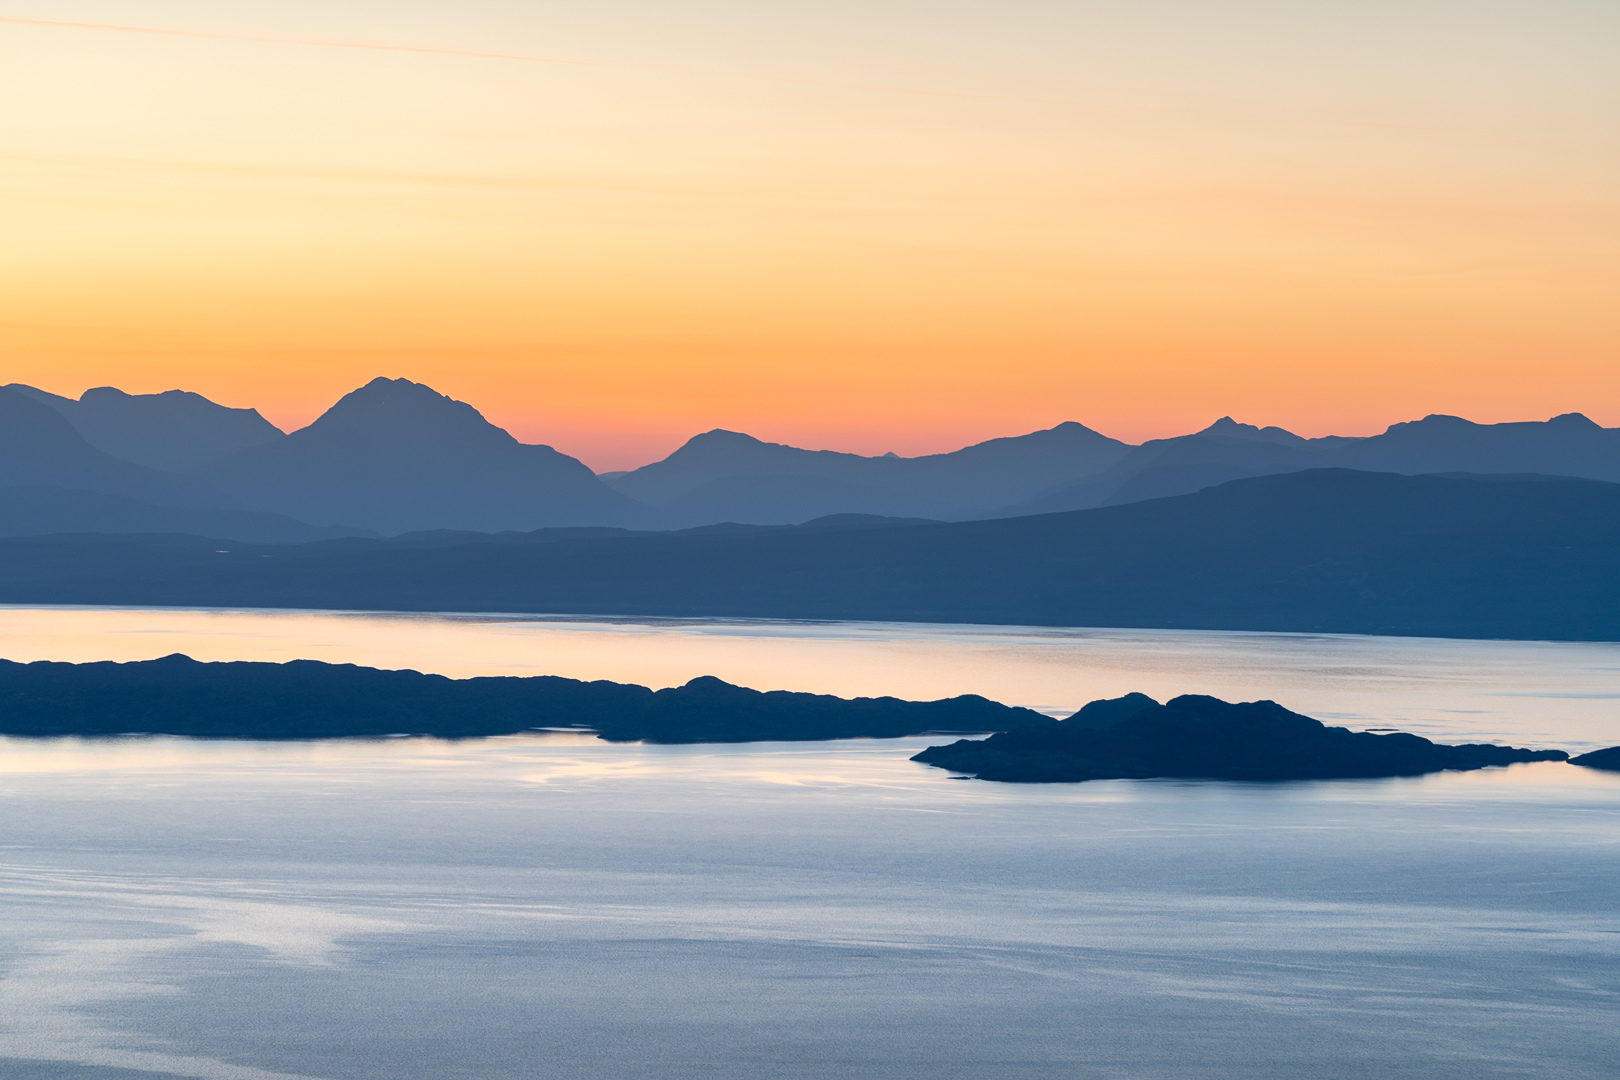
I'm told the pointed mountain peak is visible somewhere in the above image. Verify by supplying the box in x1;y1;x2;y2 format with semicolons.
308;378;515;445
1200;416;1253;436
1196;417;1306;445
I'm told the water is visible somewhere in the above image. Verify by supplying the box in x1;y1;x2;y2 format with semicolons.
3;605;1618;747
0;608;1617;1079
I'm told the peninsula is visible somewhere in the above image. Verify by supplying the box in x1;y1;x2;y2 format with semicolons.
0;654;1053;743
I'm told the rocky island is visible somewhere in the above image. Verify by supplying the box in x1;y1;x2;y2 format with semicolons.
912;693;1568;781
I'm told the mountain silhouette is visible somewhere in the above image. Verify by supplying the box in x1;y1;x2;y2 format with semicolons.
211;377;649;534
1007;429;1326;514
0;387;231;508
1332;412;1620;478
1192;416;1313;446
8;383;285;475
1002;412;1620;515
6;469;1618;641
607;422;1129;526
8;375;1620;537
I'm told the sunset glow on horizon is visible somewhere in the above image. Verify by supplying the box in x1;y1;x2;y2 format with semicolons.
3;1;1615;470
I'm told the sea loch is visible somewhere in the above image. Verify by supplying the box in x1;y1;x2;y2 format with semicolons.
0;608;1615;1078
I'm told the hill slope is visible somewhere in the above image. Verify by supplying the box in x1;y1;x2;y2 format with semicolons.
8;384;285;475
0;487;371;543
0;387;232;508
2;470;1617;640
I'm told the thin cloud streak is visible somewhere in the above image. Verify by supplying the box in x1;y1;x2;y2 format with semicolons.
0;14;612;68
1;152;658;196
0;13;1067;104
0;13;1461;132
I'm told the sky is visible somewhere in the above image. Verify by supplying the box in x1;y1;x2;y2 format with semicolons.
2;1;1616;470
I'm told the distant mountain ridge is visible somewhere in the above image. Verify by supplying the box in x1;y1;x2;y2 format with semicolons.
1003;412;1620;516
1;378;649;538
606;422;1131;527
6;374;1618;536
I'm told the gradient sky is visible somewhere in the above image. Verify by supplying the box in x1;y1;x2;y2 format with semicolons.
3;1;1616;470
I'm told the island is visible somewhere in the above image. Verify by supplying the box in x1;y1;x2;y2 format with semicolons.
911;693;1568;781
0;654;1055;743
1568;746;1620;771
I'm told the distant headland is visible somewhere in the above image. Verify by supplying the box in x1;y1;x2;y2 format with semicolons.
0;654;1052;744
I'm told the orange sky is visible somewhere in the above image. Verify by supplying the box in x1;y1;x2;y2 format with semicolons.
2;2;1616;469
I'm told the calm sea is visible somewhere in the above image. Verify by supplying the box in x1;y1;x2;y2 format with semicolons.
0;607;1615;1079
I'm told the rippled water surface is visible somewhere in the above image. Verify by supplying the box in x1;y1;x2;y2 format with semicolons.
0;608;1616;1079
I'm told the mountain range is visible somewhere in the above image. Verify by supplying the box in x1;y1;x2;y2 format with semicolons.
604;422;1132;527
4;375;1618;540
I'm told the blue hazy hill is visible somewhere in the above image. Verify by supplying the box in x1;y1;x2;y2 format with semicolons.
1006;413;1620;515
2;469;1617;641
0;487;372;544
211;377;651;534
606;422;1132;526
0;386;234;509
8;383;285;475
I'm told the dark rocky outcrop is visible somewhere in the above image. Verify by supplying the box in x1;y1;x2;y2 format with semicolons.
912;693;1567;782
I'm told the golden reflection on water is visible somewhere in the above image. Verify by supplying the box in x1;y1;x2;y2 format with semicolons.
2;734;1612;808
